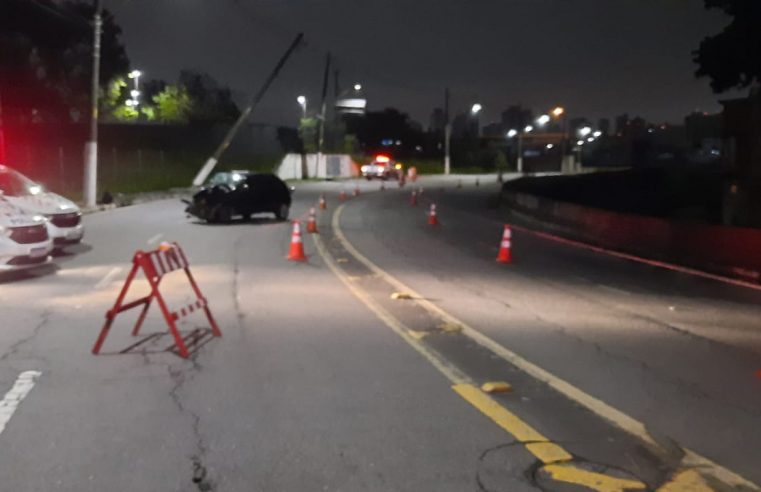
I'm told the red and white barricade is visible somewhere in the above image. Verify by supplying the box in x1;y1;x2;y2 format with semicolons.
92;242;221;358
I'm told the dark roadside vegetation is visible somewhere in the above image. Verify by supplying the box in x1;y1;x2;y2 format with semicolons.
503;167;725;224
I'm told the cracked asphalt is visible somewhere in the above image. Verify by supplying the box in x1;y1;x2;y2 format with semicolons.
0;175;758;491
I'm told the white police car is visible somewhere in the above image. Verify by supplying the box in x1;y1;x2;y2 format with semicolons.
0;196;53;271
0;165;84;247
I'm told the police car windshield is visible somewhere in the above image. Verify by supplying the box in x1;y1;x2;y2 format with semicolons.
0;169;42;197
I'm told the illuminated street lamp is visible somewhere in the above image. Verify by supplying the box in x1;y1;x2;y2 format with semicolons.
296;95;307;118
551;106;565;117
507;125;534;173
471;103;483;115
127;69;142;108
354;83;362;91
579;126;592;137
536;114;551;126
593;130;602;138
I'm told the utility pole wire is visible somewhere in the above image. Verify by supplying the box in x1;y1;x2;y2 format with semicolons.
192;32;305;186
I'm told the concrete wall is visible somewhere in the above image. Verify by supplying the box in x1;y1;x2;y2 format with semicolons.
505;191;761;282
276;154;359;180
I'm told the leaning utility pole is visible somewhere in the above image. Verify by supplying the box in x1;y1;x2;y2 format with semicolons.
444;88;451;175
193;33;304;186
317;53;331;160
83;0;102;207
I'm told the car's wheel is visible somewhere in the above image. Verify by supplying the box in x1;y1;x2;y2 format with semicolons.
212;205;233;223
274;203;290;221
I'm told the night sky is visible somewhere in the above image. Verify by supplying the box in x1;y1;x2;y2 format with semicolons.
105;0;731;128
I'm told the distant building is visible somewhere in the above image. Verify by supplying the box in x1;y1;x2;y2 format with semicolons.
615;113;629;136
482;122;505;138
500;105;532;132
451;112;479;139
429;108;446;133
598;118;611;135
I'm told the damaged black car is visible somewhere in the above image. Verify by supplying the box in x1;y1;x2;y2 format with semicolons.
185;171;292;223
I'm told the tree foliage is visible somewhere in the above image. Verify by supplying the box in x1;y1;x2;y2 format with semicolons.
0;0;129;123
694;0;761;93
152;86;193;124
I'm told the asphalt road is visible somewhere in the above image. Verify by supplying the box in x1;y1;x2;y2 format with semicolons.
0;175;758;491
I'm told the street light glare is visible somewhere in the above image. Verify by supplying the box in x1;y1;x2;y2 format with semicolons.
537;114;550;126
507;129;518;138
552;106;565;117
524;125;534;133
297;95;306;105
354;84;362;91
128;70;142;79
471;103;483;114
579;126;592;137
593;130;602;138
577;140;585;146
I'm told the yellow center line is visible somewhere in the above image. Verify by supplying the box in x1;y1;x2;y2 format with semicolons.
312;210;653;492
323;203;758;492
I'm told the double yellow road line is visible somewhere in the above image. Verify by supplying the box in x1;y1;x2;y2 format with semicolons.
312;203;756;492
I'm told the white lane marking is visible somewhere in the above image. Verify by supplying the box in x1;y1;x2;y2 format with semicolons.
0;371;42;435
146;233;164;246
94;267;122;289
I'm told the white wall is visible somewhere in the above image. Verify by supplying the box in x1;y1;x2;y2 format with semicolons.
276;154;359;180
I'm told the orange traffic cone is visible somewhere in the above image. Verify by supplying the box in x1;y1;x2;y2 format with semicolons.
428;203;439;226
339;190;347;202
287;221;307;261
319;194;327;210
410;190;418;206
306;208;318;234
496;225;512;263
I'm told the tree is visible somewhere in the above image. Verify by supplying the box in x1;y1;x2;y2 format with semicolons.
694;0;761;93
152;86;193;124
0;0;129;123
178;70;240;123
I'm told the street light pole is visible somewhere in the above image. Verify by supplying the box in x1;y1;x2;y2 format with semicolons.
444;88;451;175
83;0;102;207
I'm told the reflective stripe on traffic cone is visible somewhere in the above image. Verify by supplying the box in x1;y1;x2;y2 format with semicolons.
319;194;327;210
410;190;418;206
306;208;318;234
496;225;512;263
287;221;307;261
428;203;439;226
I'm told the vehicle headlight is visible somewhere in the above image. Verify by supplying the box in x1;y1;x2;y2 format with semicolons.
361;165;368;172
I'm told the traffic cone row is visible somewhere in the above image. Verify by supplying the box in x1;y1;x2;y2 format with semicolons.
496;225;512;264
285;181;517;267
427;203;438;226
307;207;318;234
287;221;307;261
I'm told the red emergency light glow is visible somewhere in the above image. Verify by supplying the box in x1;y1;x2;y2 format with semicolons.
375;155;391;163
